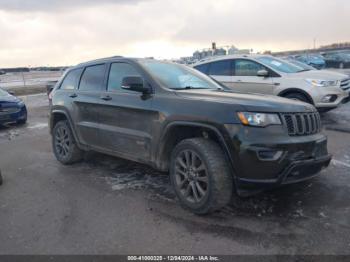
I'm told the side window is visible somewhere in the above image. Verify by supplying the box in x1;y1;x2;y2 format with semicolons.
234;59;265;76
194;64;209;74
60;68;83;90
79;64;106;91
107;63;142;92
208;60;231;76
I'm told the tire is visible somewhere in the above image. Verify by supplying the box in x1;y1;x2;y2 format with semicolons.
170;138;233;214
284;92;311;104
52;120;83;165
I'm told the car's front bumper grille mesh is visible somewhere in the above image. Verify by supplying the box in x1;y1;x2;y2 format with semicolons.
0;107;20;115
282;112;321;136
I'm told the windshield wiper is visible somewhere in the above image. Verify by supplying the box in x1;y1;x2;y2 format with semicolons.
297;69;311;72
175;86;213;90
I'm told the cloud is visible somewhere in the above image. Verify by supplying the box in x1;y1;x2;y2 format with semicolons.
0;0;349;67
0;0;144;12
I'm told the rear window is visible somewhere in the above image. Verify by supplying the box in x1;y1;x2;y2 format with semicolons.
208;60;231;76
79;64;106;91
60;68;83;90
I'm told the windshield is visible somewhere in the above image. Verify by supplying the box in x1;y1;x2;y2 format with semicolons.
140;61;222;90
257;56;305;73
0;88;9;97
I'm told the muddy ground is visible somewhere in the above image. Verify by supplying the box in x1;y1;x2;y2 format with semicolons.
0;94;350;255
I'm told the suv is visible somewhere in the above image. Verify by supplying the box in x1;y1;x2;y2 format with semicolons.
49;57;331;214
193;55;349;112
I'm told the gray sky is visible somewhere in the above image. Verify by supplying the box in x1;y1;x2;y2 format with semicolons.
0;0;349;67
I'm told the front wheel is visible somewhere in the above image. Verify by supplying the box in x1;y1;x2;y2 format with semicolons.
170;138;233;214
52;120;83;165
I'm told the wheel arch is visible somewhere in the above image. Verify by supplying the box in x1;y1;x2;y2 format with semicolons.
50;109;80;146
155;121;236;175
278;88;314;105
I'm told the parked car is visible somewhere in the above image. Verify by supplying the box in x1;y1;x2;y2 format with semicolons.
283;57;317;70
322;52;350;69
293;54;326;70
0;88;27;126
193;55;350;112
49;57;331;214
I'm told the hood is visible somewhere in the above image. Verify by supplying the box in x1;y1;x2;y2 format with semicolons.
289;70;348;80
175;89;315;113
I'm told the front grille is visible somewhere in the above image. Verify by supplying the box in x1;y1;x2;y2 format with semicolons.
0;107;20;115
282;112;321;136
341;78;350;90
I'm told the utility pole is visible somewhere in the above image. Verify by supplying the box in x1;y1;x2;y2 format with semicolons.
313;38;316;50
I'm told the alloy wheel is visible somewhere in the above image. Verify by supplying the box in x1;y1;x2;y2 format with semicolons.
54;126;71;158
174;150;209;203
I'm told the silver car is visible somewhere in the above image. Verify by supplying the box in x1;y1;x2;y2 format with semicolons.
193;55;350;111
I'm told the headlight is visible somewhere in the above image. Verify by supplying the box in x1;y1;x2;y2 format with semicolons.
305;79;339;87
17;100;25;107
237;112;281;127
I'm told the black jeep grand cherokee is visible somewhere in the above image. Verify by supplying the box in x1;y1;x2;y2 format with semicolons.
49;57;331;214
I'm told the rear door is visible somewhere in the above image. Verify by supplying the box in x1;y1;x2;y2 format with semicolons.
206;60;233;88
74;64;107;147
97;62;154;162
231;59;275;94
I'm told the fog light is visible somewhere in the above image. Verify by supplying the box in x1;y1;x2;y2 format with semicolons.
258;150;283;161
321;95;337;103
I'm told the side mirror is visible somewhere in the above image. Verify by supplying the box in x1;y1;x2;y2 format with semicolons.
257;69;269;77
121;76;150;94
8;91;15;96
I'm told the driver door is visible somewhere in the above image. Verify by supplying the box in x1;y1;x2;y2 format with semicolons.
231;59;274;95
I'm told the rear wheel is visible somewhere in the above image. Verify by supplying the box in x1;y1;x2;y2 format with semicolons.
284;92;311;104
52;120;83;165
170;138;233;214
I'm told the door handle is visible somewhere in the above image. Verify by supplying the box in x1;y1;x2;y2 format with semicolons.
101;95;112;101
69;93;78;98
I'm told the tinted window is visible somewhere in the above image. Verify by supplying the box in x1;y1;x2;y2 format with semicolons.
194;64;209;74
60;68;83;90
234;59;265;76
108;63;141;91
79;64;106;91
141;61;221;90
208;60;231;76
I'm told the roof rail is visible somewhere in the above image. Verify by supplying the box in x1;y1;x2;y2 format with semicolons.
78;55;124;65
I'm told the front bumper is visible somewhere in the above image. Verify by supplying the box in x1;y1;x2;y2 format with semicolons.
224;124;331;192
0;105;27;125
313;87;349;109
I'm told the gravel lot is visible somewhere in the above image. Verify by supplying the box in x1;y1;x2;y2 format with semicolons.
0;94;350;255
